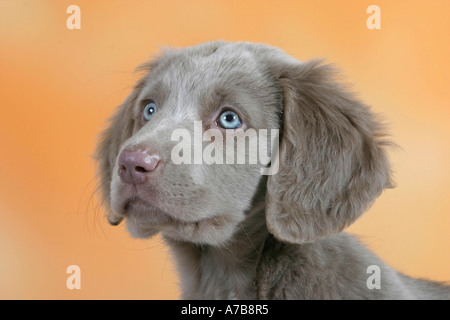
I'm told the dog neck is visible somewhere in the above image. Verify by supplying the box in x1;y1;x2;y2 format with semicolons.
165;201;269;299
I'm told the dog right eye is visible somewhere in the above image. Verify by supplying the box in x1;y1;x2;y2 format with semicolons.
217;110;242;129
143;102;157;121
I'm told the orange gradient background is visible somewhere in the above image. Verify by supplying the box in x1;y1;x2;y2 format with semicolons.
0;0;449;299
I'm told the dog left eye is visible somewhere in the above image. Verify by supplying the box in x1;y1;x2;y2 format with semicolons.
218;110;242;129
143;102;157;121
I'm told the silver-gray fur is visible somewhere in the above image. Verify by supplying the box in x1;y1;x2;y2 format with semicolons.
95;41;449;299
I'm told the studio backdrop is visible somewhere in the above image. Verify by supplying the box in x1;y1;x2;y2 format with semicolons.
0;0;449;299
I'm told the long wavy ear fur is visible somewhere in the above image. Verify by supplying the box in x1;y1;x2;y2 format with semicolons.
265;59;394;244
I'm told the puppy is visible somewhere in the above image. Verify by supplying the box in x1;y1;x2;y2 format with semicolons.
96;41;449;299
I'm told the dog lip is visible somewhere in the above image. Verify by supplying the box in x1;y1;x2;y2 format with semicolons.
107;214;124;226
122;196;227;228
123;196;173;224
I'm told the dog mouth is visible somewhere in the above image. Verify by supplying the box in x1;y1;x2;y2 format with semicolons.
107;193;241;244
115;195;230;229
118;196;220;226
122;196;173;225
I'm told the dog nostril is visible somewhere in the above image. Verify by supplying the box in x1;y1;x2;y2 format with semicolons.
135;166;148;173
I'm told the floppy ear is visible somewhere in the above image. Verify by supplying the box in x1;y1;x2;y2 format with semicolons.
266;59;394;244
94;78;146;225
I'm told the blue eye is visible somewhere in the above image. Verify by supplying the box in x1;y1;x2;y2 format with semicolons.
218;110;242;129
143;102;157;121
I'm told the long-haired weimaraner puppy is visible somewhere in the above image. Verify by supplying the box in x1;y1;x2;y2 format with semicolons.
95;41;449;299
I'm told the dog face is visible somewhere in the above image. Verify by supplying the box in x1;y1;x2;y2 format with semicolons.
96;41;393;246
96;42;282;245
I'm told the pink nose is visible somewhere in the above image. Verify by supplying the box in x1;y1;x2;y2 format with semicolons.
118;148;161;184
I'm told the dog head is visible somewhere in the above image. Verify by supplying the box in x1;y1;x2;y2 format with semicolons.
95;41;393;246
